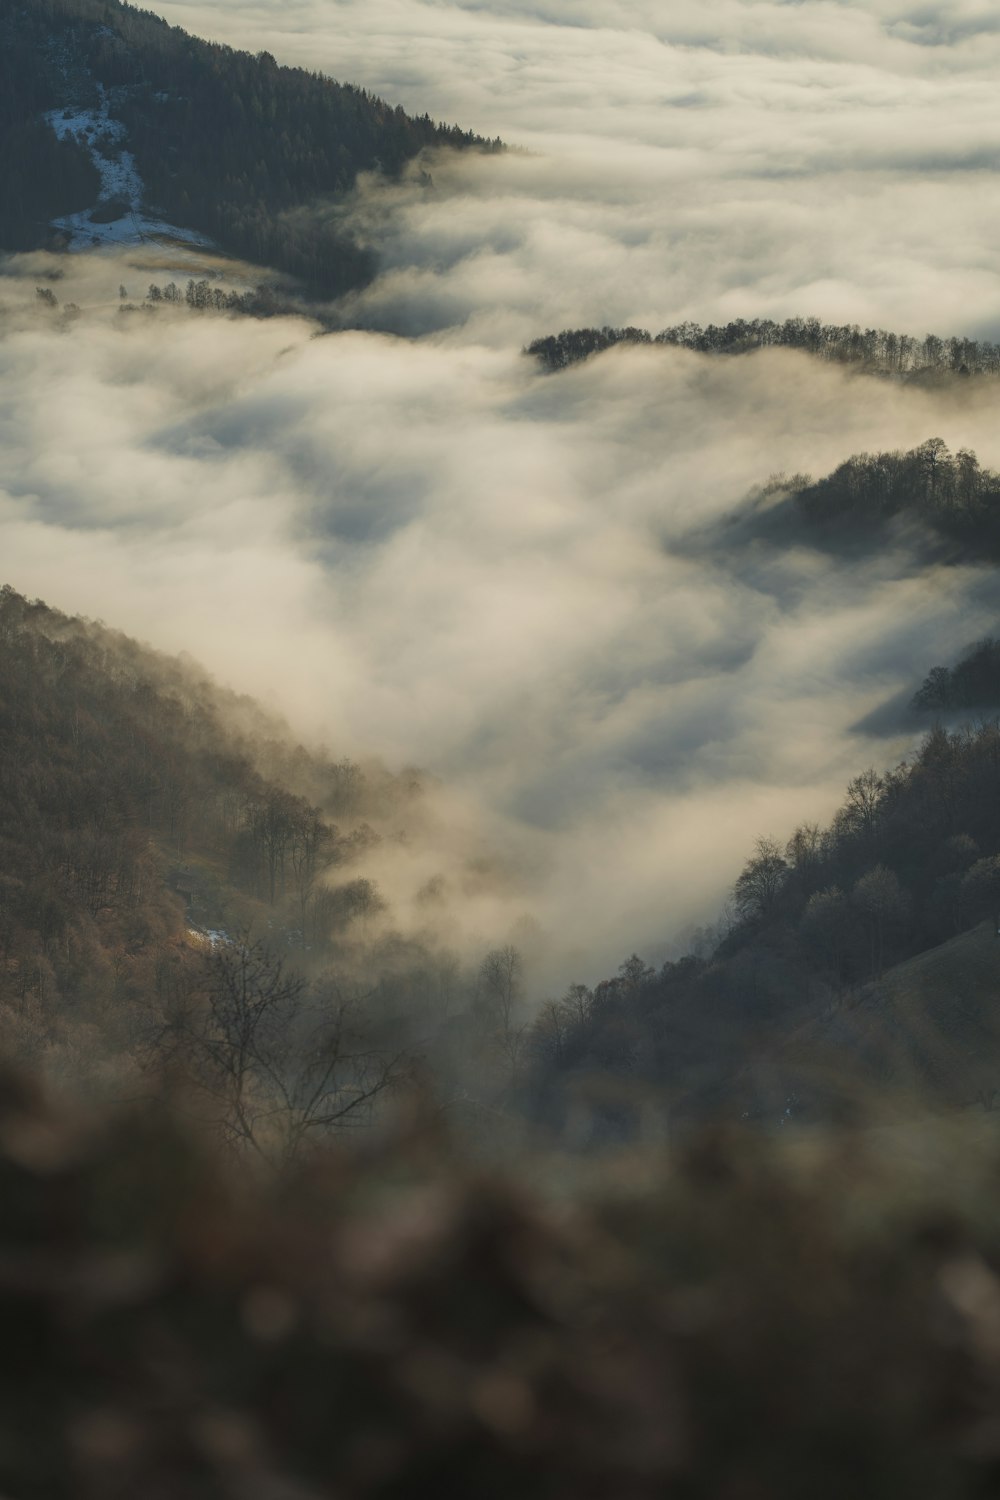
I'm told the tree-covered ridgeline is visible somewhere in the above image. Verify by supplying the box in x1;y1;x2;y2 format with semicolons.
771;438;1000;560
527;318;1000;379
706;439;1000;567
913;639;1000;716
0;0;501;291
521;438;1000;1128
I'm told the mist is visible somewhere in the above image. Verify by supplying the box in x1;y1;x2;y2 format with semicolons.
4;0;1000;985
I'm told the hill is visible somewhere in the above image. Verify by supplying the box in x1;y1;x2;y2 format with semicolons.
0;0;497;291
0;585;428;1105
524;719;1000;1136
526;318;1000;380
0;586;557;1148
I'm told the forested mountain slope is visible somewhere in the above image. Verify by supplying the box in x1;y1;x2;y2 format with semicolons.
0;587;549;1146
0;0;496;289
0;586;423;1089
526;720;1000;1133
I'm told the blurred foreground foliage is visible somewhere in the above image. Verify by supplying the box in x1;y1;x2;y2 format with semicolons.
6;1067;1000;1498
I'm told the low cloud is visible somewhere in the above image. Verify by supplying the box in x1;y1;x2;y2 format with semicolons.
4;1;1000;983
3;259;999;980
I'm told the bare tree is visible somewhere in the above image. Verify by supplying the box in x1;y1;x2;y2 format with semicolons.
843;769;885;843
156;938;403;1164
288;809;337;941
478;944;527;1076
733;837;787;921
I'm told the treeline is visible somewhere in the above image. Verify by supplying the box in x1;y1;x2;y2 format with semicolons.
914;638;1000;715
719;440;1000;566
527;317;1000;379
29;277;302;321
526;719;1000;1131
777;439;1000;561
135;277;299;319
0;0;500;291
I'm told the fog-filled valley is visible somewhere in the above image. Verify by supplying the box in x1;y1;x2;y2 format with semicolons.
5;255;1000;985
6;3;1000;1488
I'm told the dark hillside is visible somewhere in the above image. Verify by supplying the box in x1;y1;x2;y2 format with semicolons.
0;0;497;290
687;439;1000;570
526;721;1000;1134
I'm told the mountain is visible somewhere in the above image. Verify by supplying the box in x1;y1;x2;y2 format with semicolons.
0;0;497;292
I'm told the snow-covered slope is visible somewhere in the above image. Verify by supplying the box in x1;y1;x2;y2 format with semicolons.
44;86;212;251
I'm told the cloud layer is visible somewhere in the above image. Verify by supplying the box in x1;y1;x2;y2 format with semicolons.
4;262;998;978
156;0;1000;341
4;1;1000;982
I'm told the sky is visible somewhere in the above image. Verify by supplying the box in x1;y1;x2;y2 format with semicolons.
3;0;1000;984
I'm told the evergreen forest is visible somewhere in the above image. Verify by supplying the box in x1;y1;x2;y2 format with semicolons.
0;0;498;290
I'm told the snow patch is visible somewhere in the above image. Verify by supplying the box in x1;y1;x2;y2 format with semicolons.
186;926;233;948
45;86;212;252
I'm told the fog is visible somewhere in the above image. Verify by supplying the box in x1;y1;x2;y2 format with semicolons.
4;0;1000;983
155;0;1000;341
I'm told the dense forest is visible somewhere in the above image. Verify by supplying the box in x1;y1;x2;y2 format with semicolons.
0;0;498;291
0;586;402;1115
527;318;1000;380
0;2;105;250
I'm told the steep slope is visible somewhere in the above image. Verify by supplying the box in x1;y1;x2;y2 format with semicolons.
0;0;495;289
